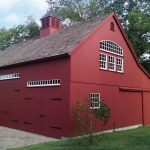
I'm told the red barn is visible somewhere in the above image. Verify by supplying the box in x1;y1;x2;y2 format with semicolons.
0;12;150;138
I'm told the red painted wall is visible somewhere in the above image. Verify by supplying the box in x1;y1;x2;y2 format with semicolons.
0;57;70;138
143;92;150;125
40;27;58;38
69;15;150;135
0;14;150;138
70;16;150;88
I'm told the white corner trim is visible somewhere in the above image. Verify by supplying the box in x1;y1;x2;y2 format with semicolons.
96;124;142;135
69;124;142;139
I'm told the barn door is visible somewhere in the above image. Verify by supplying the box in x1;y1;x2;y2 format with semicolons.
114;91;143;128
20;89;41;133
0;82;20;127
143;92;150;125
40;88;63;138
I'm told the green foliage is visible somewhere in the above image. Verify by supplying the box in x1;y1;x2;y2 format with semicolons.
127;10;150;58
72;101;97;137
72;94;111;143
93;100;111;128
47;0;150;73
0;16;39;51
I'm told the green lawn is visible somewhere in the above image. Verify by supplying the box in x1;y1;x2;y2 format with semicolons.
14;126;150;150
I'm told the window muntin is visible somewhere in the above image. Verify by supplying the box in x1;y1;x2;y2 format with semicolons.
100;53;107;69
117;58;123;72
0;73;20;81
100;40;123;56
90;93;100;109
27;79;61;87
108;55;116;71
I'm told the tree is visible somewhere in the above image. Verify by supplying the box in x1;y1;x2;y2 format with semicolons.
72;94;111;143
47;0;150;73
127;10;150;58
0;16;39;51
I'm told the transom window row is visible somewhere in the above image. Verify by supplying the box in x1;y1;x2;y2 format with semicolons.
100;53;123;72
100;40;123;55
0;73;20;81
27;79;61;87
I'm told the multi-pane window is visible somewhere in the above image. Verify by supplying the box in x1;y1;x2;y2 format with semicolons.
27;79;61;87
100;40;123;56
99;40;124;73
90;93;100;109
108;56;116;71
0;73;20;81
117;58;123;72
100;53;107;69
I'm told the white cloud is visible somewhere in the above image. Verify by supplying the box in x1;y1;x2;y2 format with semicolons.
0;0;49;28
0;0;19;10
28;0;49;12
6;13;20;23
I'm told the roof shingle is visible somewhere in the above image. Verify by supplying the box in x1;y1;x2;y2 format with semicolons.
0;16;106;68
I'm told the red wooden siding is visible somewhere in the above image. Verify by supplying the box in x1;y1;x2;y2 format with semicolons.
69;15;150;135
0;13;150;138
0;57;70;138
69;83;143;135
143;92;150;125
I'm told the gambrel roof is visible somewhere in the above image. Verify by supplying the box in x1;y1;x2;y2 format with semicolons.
0;16;106;68
0;12;149;78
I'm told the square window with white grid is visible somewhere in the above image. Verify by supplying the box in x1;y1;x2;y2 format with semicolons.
100;53;107;69
90;93;100;109
117;58;123;72
108;56;116;71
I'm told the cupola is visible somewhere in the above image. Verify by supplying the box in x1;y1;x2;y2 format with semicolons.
40;11;62;38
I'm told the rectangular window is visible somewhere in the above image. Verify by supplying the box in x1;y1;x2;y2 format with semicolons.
100;53;107;70
0;73;20;81
27;79;61;87
108;55;116;71
90;93;100;109
117;58;123;72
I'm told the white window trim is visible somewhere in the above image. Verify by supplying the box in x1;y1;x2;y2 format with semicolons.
108;55;116;71
117;58;124;73
100;40;123;56
90;93;100;109
0;73;20;81
27;79;61;87
100;53;107;70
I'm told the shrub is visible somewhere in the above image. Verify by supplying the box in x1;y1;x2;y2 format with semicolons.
72;94;111;143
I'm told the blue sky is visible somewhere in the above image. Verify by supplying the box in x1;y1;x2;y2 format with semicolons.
0;0;49;28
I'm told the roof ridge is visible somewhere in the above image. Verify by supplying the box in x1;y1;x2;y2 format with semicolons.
0;13;108;68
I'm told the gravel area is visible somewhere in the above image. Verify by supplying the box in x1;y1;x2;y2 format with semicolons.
0;126;58;150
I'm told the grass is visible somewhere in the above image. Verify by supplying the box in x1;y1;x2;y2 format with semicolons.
14;126;150;150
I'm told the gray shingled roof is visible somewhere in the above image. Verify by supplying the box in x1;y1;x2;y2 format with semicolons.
0;16;106;68
41;11;53;19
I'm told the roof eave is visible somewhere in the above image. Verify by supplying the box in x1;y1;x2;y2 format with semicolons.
0;53;69;69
